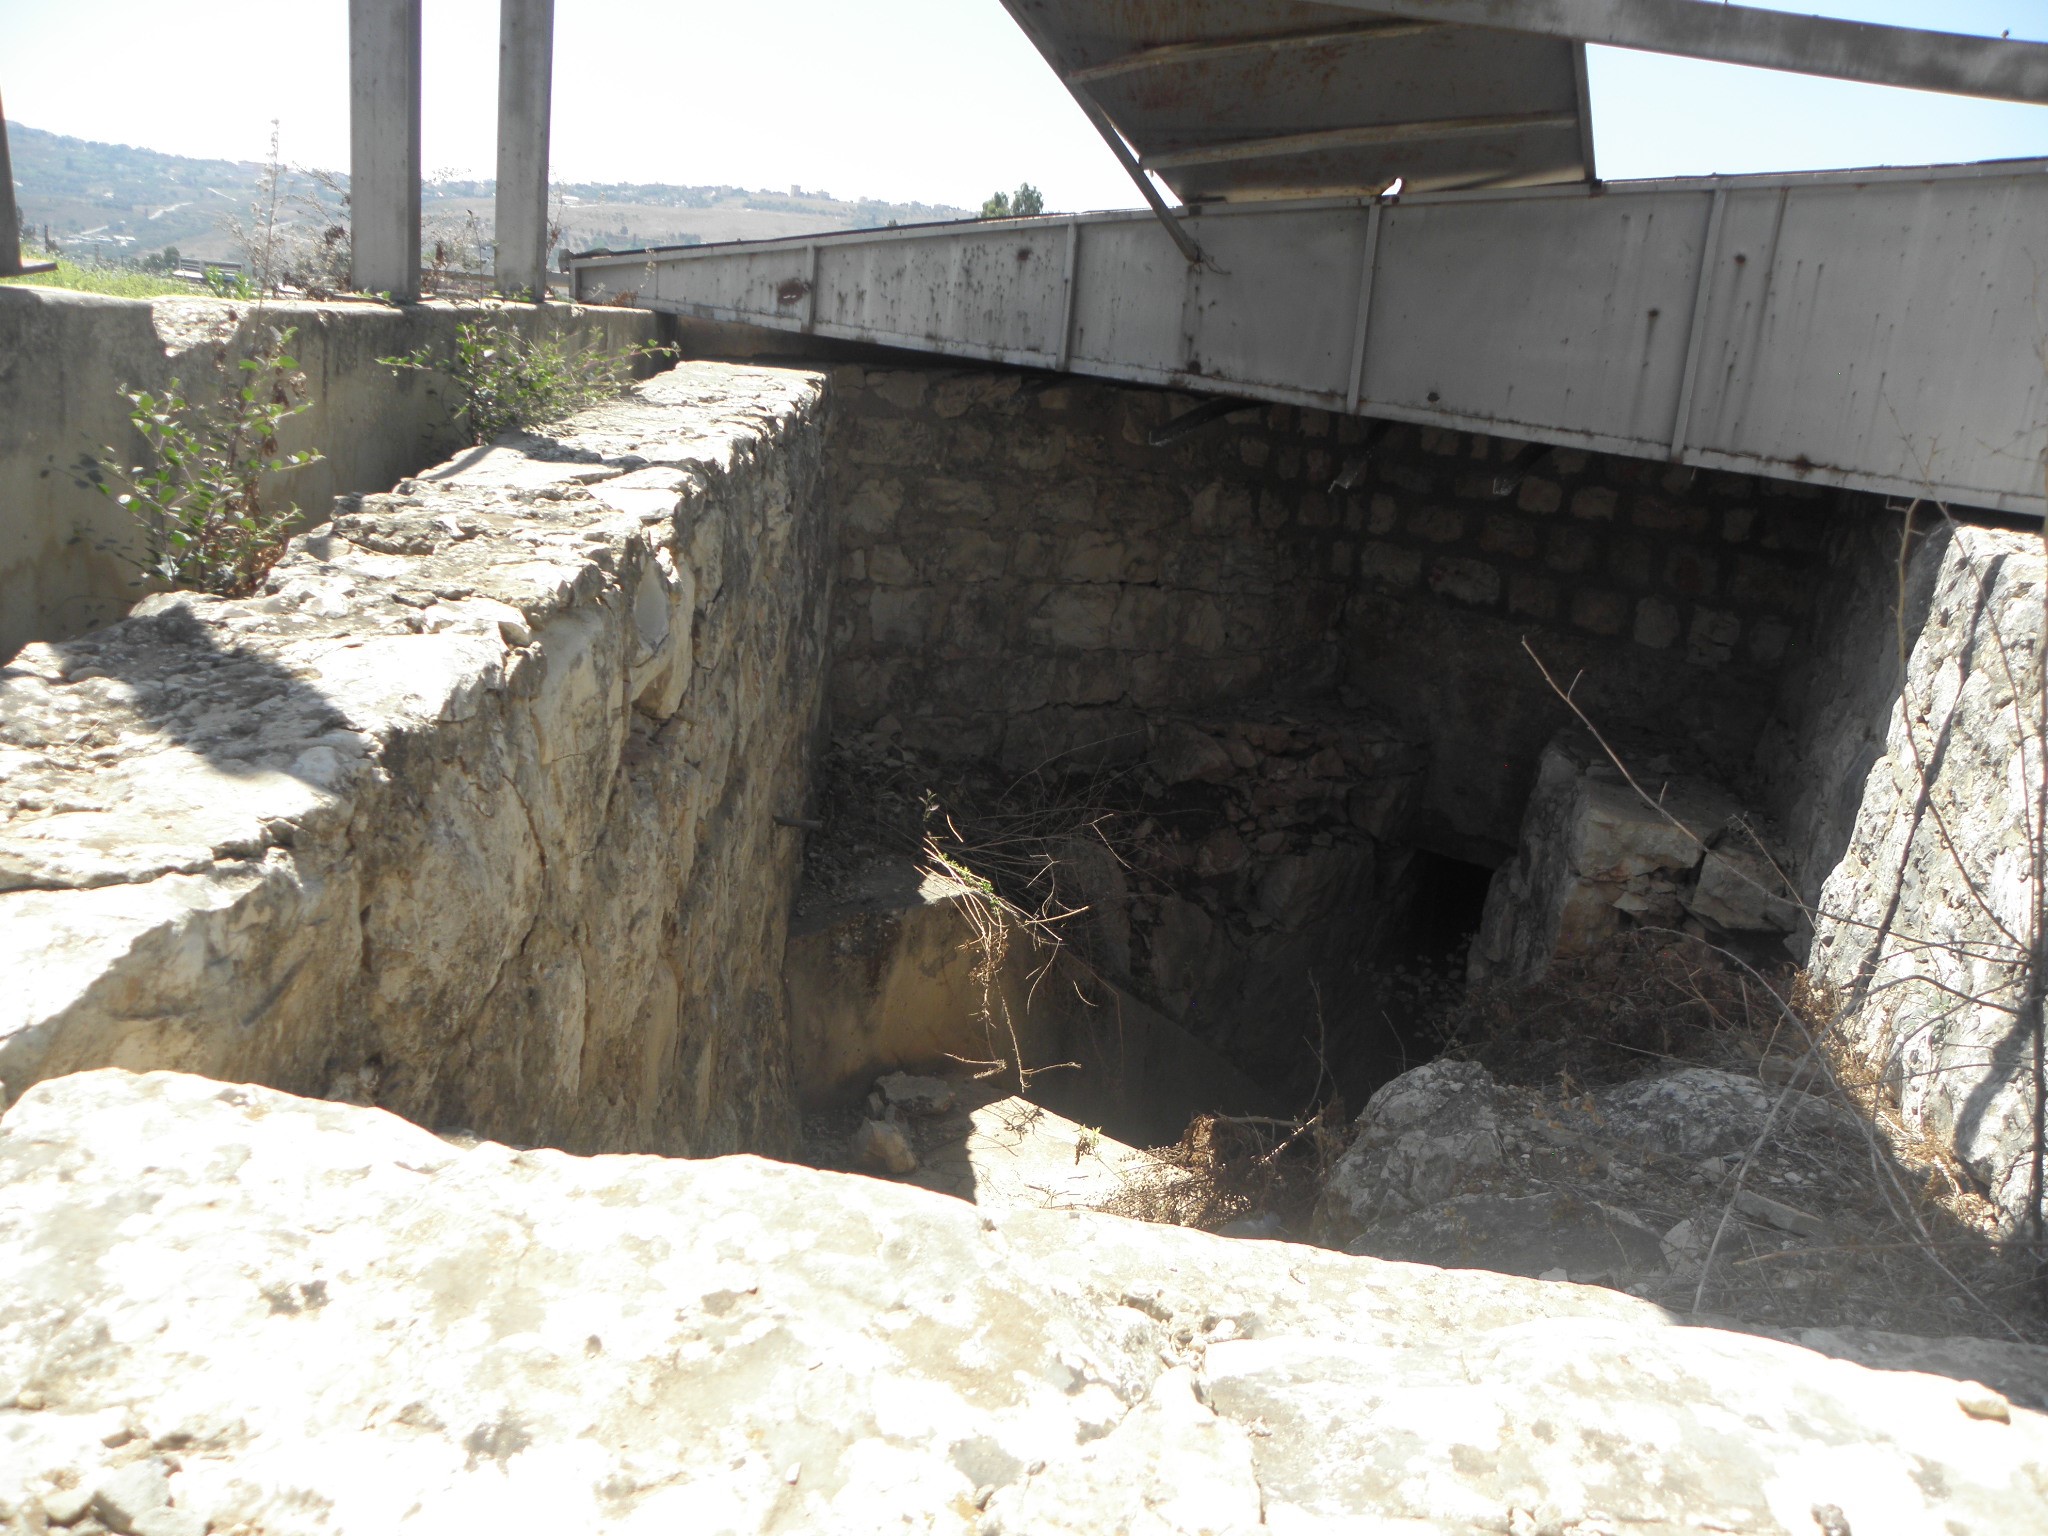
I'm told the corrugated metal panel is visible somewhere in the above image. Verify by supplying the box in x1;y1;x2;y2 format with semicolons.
569;160;2048;516
1000;0;1594;201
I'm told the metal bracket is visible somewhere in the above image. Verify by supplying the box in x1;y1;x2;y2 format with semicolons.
1072;90;1204;266
1330;419;1398;490
1491;441;1556;497
1345;200;1386;414
1149;396;1259;447
1056;218;1080;370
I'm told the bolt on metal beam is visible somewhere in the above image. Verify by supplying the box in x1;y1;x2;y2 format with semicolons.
1148;397;1261;447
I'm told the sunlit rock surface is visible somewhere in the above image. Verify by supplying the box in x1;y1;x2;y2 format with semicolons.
0;364;831;1157
3;1071;2045;1535
1808;525;2047;1226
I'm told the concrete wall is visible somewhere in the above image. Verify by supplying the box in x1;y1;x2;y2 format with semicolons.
0;286;662;661
0;362;832;1158
826;363;1848;860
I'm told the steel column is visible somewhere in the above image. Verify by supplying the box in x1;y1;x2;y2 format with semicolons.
494;0;554;301
349;0;422;301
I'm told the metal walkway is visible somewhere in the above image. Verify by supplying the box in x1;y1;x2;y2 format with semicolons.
569;158;2048;516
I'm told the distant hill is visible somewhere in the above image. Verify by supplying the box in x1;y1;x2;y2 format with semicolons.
8;124;974;264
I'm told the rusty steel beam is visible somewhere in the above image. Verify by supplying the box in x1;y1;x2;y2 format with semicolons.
1142;113;1579;174
1332;0;2048;104
1067;21;1439;85
997;0;1205;264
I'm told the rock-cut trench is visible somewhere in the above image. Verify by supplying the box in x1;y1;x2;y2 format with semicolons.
5;353;2048;1533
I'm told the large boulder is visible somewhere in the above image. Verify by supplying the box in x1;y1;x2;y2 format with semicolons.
1592;1066;1849;1159
1315;1057;1505;1234
1316;1060;1881;1300
3;1070;2047;1534
1470;733;1799;984
1357;1190;1669;1283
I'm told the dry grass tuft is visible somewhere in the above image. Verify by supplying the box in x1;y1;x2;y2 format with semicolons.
1098;1108;1346;1234
1437;931;2044;1341
1443;929;1792;1089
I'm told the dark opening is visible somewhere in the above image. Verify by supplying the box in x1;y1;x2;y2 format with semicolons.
1313;850;1495;1114
1400;850;1496;971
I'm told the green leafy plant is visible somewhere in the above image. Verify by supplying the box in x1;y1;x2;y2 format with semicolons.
202;266;259;300
380;315;666;443
98;326;322;595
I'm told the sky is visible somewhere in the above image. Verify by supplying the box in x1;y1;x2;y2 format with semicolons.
6;1;2048;210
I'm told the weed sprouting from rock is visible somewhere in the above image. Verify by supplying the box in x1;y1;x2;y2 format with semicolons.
97;325;322;596
381;316;667;443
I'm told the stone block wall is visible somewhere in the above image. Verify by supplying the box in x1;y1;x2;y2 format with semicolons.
827;363;1849;856
827;368;1349;773
0;363;830;1158
1339;426;1842;853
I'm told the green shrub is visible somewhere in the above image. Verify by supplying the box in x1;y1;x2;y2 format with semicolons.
98;326;323;596
381;316;666;444
202;267;260;300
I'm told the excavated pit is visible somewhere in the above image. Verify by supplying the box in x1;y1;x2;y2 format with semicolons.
2;341;2041;1337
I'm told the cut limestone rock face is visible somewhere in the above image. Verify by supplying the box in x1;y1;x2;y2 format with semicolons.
1805;525;2046;1228
1469;732;1799;984
4;1070;2048;1534
0;362;833;1160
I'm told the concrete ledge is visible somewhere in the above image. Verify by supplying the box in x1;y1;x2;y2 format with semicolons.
0;361;831;1156
0;286;663;658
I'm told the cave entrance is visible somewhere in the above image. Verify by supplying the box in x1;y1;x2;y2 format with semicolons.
1130;835;1494;1121
784;731;1513;1223
790;731;1507;1127
1320;848;1493;1112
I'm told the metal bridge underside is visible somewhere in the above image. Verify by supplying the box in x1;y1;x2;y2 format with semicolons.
570;160;2048;517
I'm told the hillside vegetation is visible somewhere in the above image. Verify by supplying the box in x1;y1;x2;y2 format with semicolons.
10;123;973;265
